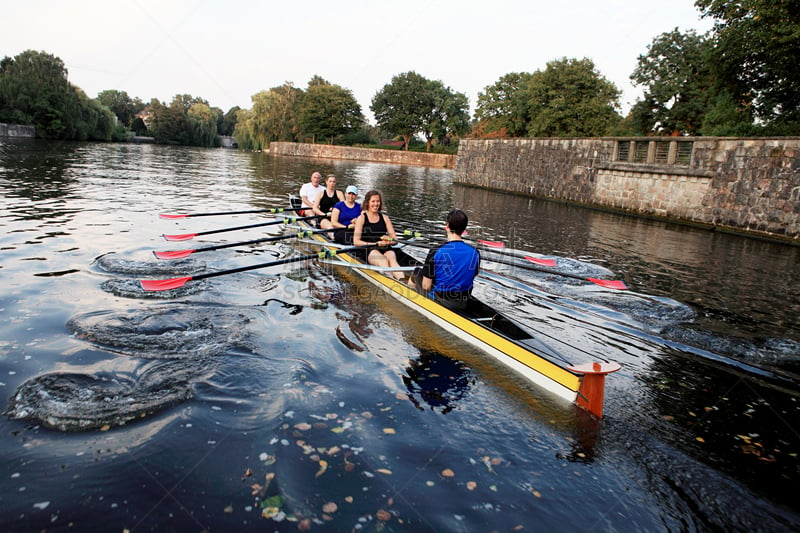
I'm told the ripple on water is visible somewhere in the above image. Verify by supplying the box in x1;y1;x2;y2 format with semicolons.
93;253;206;275
101;277;205;298
6;362;196;431
67;306;263;358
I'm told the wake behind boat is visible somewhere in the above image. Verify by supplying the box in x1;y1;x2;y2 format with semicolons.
289;197;620;418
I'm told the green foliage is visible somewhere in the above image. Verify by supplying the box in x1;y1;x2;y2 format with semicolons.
0;50;116;141
474;72;532;137
371;71;469;151
630;29;713;135
421;81;470;151
371;71;432;150
219;106;239;136
234;83;302;150
526;58;621;137
299;82;365;144
187;102;218;147
696;0;800;131
96;89;144;127
700;88;755;136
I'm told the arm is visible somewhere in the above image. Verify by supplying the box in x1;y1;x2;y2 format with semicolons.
352;213;367;246
299;184;313;208
421;247;436;291
383;215;397;241
311;190;326;217
330;207;344;228
421;276;433;291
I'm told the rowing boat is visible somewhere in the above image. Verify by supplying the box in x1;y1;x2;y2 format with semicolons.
289;198;619;418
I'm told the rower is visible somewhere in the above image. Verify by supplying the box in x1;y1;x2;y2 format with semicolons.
298;171;323;216
312;174;344;229
414;209;480;312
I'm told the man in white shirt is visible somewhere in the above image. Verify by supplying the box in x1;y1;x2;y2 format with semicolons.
298;172;323;216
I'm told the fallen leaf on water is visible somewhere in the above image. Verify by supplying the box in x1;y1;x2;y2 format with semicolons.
100;425;111;432
315;459;328;478
441;468;455;478
331;427;345;434
298;518;312;531
322;502;338;513
376;468;392;475
294;422;312;431
383;428;396;434
395;392;408;400
532;489;542;498
327;446;341;455
242;468;252;480
224;504;233;513
345;496;354;503
466;481;477;490
696;437;705;443
376;509;391;521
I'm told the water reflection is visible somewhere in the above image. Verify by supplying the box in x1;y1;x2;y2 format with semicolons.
402;351;474;414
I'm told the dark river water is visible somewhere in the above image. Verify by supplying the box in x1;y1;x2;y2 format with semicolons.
1;139;798;532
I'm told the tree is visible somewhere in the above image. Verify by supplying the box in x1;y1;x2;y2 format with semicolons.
96;89;144;127
630;29;714;135
234;83;302;150
474;72;532;138
371;71;434;150
219;106;239;136
299;81;365;144
526;58;621;137
0;50;116;140
0;50;72;138
421;81;470;151
187;102;218;147
696;0;800;131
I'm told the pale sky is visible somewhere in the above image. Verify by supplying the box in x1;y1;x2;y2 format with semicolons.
3;0;713;122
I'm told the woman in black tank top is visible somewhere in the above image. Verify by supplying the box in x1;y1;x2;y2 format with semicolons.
352;190;405;280
313;175;344;229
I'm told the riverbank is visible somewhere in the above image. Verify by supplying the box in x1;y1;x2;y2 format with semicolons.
269;141;457;169
0;123;35;138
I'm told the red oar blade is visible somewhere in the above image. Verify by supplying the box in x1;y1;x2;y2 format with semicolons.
587;277;628;290
163;233;197;242
478;240;505;249
140;276;193;291
524;256;557;267
153;249;195;260
159;213;189;219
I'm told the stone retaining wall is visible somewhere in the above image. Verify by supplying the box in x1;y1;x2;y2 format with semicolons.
0;123;35;138
270;142;457;169
455;137;800;241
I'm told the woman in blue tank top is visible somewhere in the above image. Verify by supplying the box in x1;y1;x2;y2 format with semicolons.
352;190;404;280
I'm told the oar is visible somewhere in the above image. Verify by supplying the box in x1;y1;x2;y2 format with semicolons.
396;238;627;290
467;239;557;267
159;207;304;219
162;215;320;241
153;228;335;259
140;243;379;292
401;231;557;267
